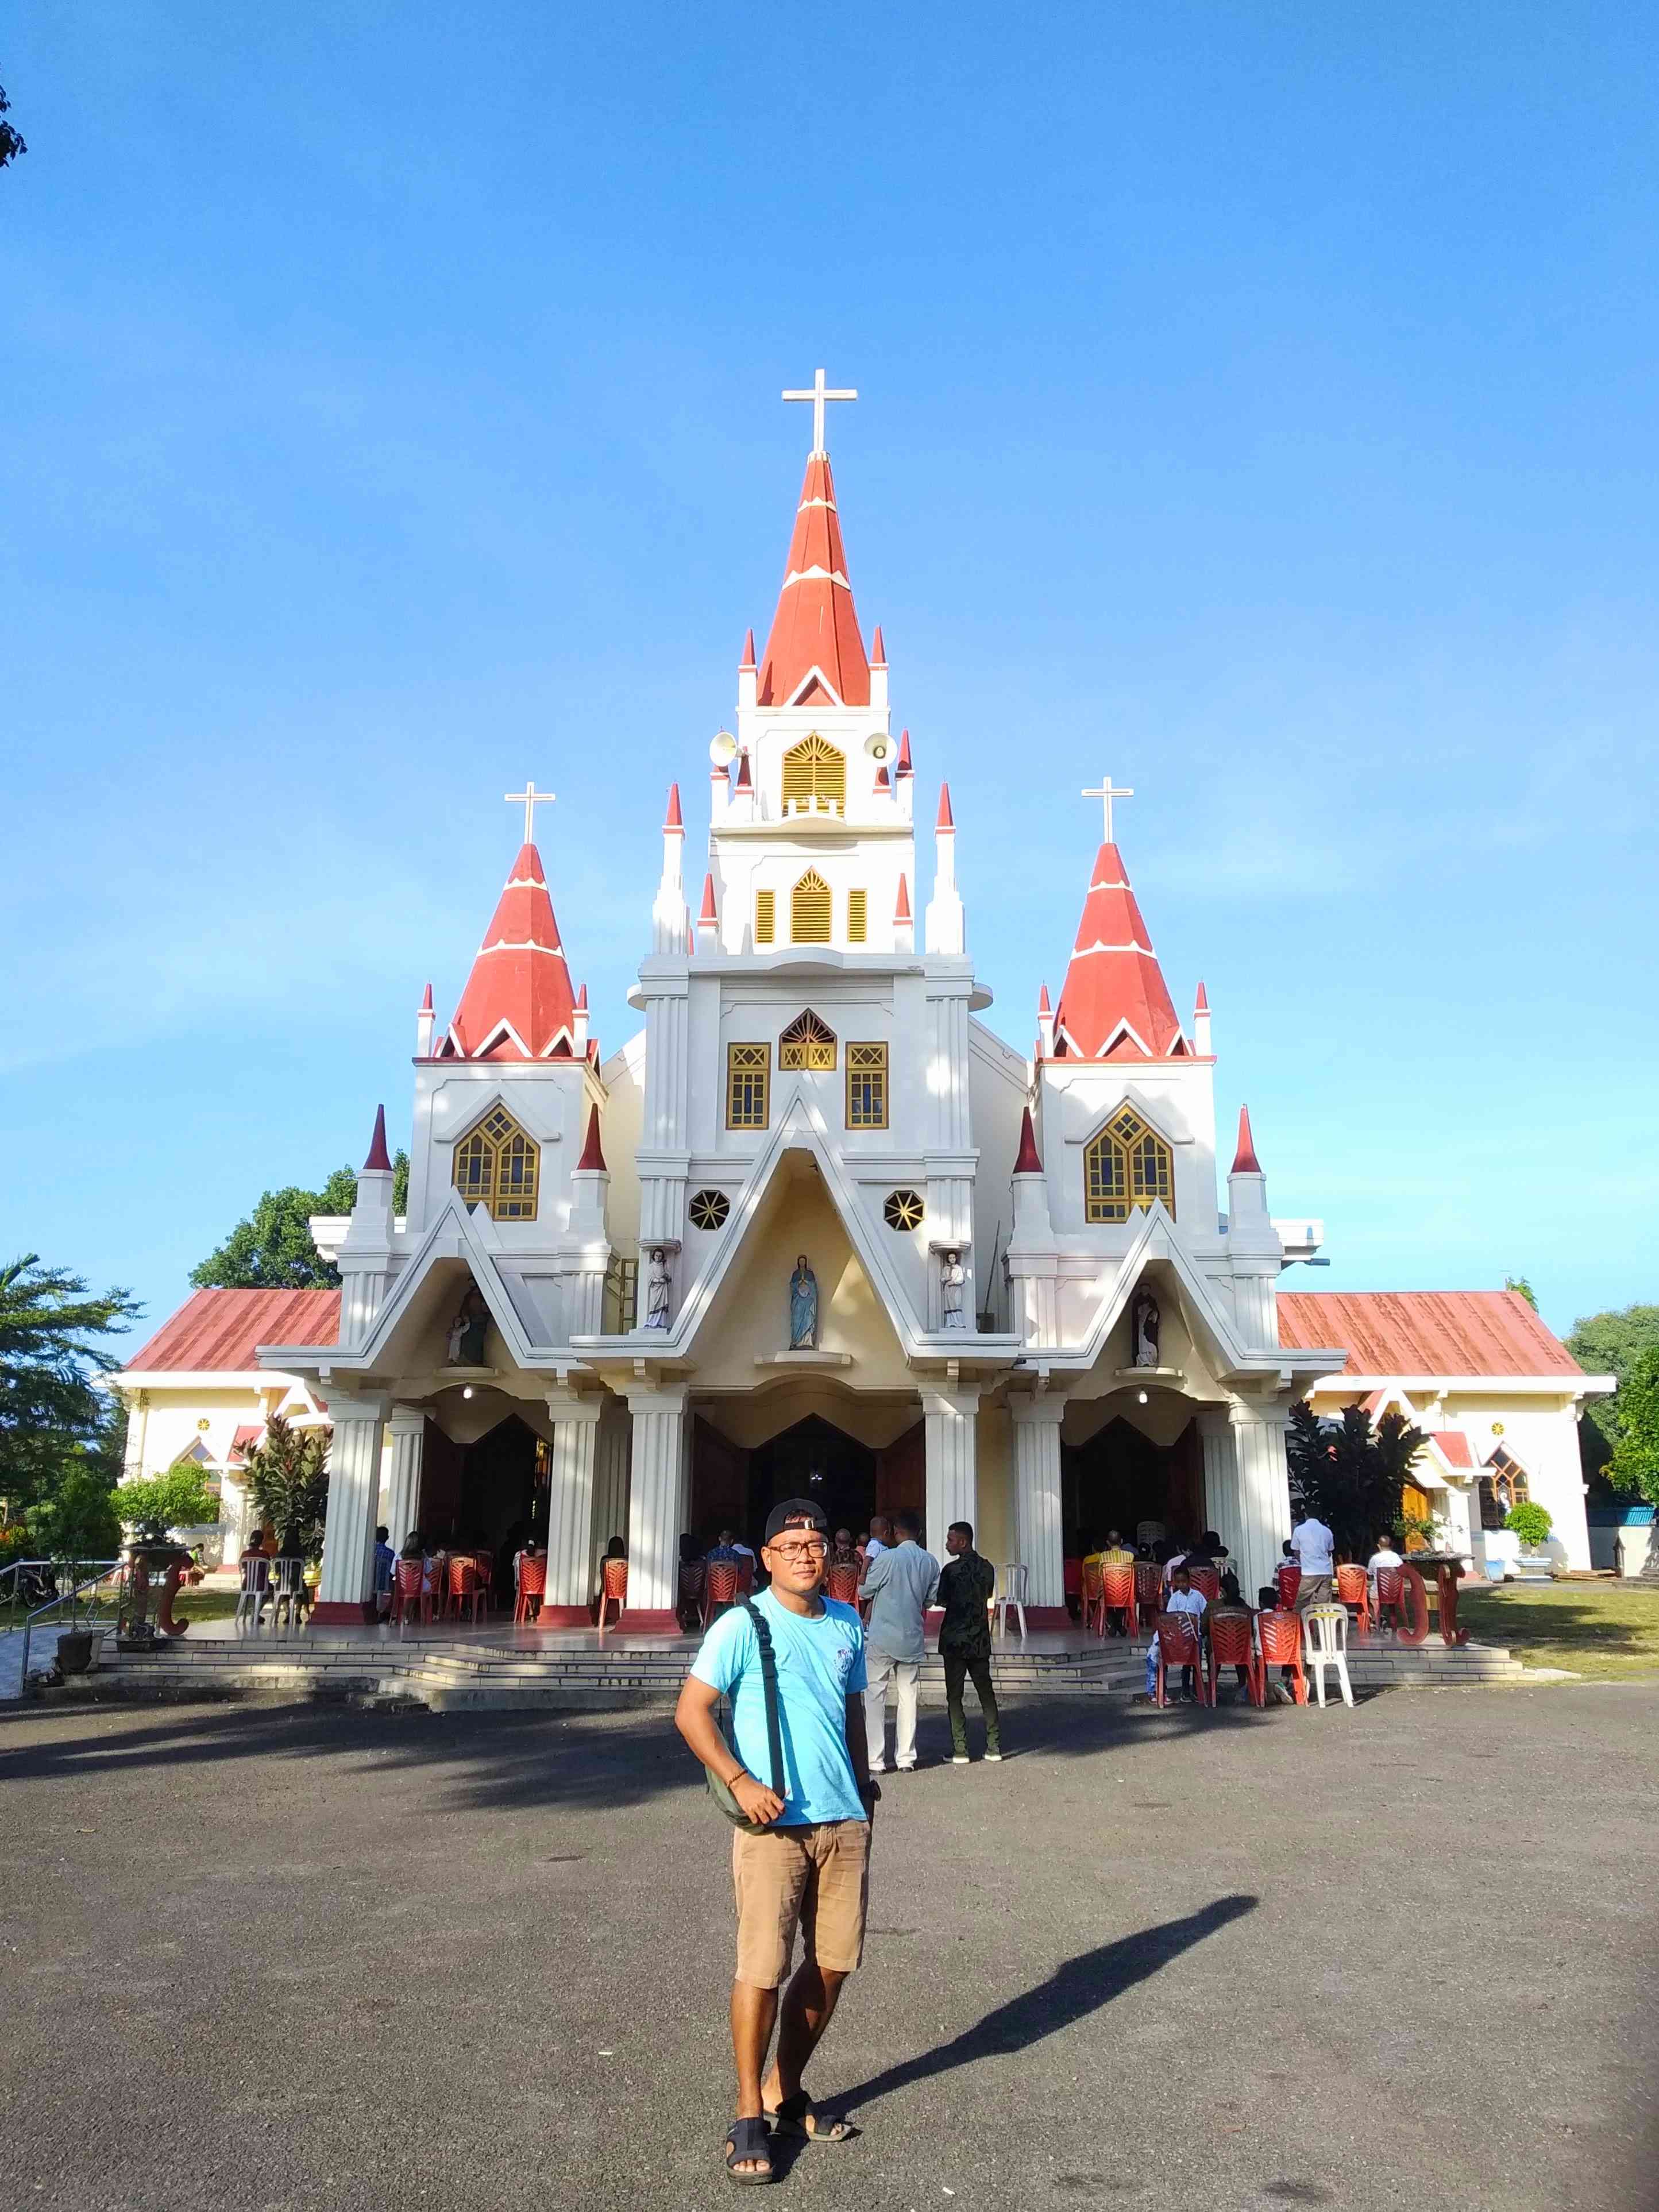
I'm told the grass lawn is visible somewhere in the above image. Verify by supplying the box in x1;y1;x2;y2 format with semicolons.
1460;1577;1659;1679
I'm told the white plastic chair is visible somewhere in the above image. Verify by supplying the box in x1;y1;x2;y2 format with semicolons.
1302;1603;1355;1709
234;1555;270;1633
994;1563;1028;1646
268;1556;309;1632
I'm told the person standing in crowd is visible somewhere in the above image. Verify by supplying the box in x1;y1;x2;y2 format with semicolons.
858;1510;939;1773
936;1521;1000;1765
1290;1507;1336;1609
674;1498;876;2183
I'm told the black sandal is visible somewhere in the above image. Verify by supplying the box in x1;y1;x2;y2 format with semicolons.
723;2116;775;2186
765;2089;856;2144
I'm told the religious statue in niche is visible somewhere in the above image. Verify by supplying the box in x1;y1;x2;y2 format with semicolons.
1131;1286;1161;1368
643;1248;673;1331
940;1249;967;1330
446;1284;490;1366
788;1255;819;1350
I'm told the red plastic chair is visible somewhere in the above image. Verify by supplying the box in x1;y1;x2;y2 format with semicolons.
1153;1612;1211;1708
1101;1563;1136;1638
677;1557;706;1626
1276;1562;1302;1610
1063;1556;1083;1612
1188;1566;1222;1606
1335;1562;1373;1635
390;1557;425;1632
735;1555;755;1598
703;1559;739;1626
514;1557;546;1624
1257;1607;1307;1704
447;1555;485;1627
824;1562;861;1607
1080;1558;1106;1638
1210;1609;1264;1706
597;1555;628;1636
1133;1561;1163;1632
427;1551;449;1619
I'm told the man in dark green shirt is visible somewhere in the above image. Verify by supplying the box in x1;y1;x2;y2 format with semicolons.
937;1521;1001;1764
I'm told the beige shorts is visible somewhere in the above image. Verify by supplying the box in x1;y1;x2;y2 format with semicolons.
731;1819;870;1990
1297;1575;1333;1610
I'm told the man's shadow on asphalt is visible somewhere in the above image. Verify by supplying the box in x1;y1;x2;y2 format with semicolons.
823;1893;1256;2129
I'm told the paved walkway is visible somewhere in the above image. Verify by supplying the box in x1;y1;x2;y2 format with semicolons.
2;1682;1653;2210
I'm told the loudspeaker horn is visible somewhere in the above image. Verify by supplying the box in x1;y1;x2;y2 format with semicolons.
708;729;739;766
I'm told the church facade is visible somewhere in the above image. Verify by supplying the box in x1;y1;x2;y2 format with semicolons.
215;388;1599;1624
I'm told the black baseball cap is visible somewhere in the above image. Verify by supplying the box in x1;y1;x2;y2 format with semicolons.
763;1498;830;1543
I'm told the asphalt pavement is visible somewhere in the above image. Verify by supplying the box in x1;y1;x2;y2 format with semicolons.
2;1683;1656;2212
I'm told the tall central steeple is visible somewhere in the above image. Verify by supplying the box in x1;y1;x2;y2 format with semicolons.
756;451;872;709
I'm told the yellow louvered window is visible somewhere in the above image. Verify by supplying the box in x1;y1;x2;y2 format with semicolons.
790;868;832;943
780;1010;837;1071
754;889;776;946
846;1042;888;1128
847;888;867;943
727;1043;770;1129
1083;1106;1174;1224
453;1105;539;1222
781;735;846;815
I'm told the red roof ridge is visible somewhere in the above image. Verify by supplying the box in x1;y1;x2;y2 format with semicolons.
362;1104;392;1173
1231;1105;1261;1175
577;1106;607;1172
1013;1107;1043;1175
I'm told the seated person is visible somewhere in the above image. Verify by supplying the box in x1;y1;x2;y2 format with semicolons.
828;1527;859;1569
1259;1582;1302;1700
1367;1531;1406;1626
1208;1580;1254;1698
705;1527;743;1565
1101;1528;1136;1566
1145;1564;1207;1700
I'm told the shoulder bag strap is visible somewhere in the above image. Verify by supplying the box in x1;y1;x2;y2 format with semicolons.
739;1600;785;1801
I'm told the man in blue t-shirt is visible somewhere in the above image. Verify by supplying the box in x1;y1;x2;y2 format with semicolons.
676;1497;878;2184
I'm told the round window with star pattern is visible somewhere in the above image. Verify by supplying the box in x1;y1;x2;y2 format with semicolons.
883;1189;925;1231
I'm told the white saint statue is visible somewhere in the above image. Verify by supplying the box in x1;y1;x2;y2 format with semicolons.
941;1249;967;1330
643;1248;672;1331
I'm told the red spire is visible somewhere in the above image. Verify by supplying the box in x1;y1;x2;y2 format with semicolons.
419;982;433;1014
699;872;717;922
875;763;891;792
734;748;753;792
576;982;588;1010
362;1104;392;1173
1038;982;1051;1014
1232;1106;1262;1175
1052;841;1183;1061
577;1106;607;1171
740;627;757;670
1013;1107;1044;1175
757;454;871;708
442;843;578;1061
894;873;912;922
936;782;954;830
664;783;682;830
871;624;887;666
896;729;912;776
1195;979;1209;1012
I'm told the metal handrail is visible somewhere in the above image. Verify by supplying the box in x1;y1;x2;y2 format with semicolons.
18;1560;123;1687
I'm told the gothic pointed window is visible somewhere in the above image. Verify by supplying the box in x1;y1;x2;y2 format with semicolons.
779;1010;837;1070
790;869;832;944
452;1104;540;1221
1083;1106;1175;1224
781;735;846;816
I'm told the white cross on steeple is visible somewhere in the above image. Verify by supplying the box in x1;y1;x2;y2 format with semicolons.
1081;775;1135;843
504;781;555;844
782;367;858;455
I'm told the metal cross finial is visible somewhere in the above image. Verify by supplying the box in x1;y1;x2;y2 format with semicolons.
504;781;555;843
782;367;858;454
1081;775;1135;843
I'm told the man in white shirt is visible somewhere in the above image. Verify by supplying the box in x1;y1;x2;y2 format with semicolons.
1290;1513;1336;1610
1145;1566;1208;1701
1367;1532;1405;1630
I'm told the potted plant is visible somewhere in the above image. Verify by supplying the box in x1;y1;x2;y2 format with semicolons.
1504;1501;1554;1580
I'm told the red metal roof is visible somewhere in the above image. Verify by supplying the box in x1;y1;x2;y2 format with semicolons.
122;1288;342;1373
757;453;871;708
1052;841;1183;1062
1278;1291;1585;1379
1432;1430;1476;1469
441;841;578;1061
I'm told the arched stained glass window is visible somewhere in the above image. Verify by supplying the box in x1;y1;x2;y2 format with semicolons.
452;1104;540;1221
1083;1106;1175;1223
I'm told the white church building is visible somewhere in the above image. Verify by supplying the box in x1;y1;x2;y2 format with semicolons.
115;379;1609;1622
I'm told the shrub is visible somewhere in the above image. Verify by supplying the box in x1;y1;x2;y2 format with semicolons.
1504;1501;1553;1549
117;1467;221;1541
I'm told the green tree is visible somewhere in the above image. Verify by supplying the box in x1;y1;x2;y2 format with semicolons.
1504;1276;1538;1311
0;1256;142;1519
1284;1399;1426;1558
0;82;26;169
243;1412;329;1558
191;1152;410;1290
1565;1303;1659;1491
37;1465;124;1561
116;1465;221;1540
1607;1345;1659;1508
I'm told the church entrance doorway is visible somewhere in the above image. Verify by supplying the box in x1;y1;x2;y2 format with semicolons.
1063;1414;1203;1552
421;1414;546;1588
747;1415;877;1544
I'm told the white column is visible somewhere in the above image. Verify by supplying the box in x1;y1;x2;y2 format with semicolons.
385;1407;426;1551
923;1387;979;1555
1229;1399;1293;1603
543;1392;603;1620
1009;1392;1066;1611
314;1393;389;1622
1198;1409;1243;1573
623;1387;689;1624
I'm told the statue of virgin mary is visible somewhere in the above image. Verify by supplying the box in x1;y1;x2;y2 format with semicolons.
788;1254;819;1350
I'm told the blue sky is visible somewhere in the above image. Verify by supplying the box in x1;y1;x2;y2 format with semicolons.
3;1;1655;1349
